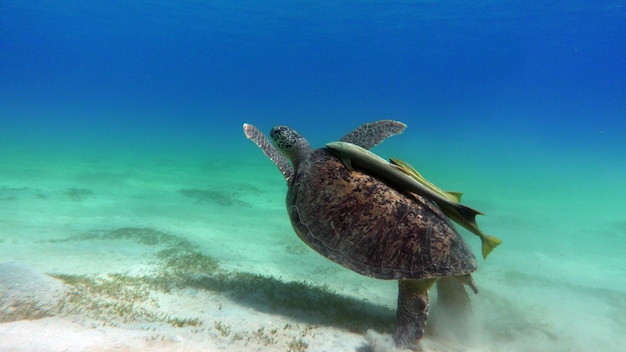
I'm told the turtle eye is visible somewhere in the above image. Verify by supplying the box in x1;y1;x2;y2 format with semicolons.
270;126;286;138
270;125;306;153
270;126;290;149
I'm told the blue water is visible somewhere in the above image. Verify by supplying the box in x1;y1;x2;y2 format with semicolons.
2;1;624;153
1;1;625;351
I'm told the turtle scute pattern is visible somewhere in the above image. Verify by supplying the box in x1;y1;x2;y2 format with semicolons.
287;148;476;281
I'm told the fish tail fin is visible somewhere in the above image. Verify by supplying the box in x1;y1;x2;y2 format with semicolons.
481;235;503;259
453;204;502;260
441;203;502;259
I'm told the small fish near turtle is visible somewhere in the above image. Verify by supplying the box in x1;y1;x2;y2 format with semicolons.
326;140;502;259
243;120;499;349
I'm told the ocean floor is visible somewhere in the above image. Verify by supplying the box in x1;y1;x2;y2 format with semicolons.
1;148;625;352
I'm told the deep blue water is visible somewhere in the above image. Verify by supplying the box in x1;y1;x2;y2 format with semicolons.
1;1;625;158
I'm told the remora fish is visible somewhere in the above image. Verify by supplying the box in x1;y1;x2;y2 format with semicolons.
390;157;463;204
326;141;502;259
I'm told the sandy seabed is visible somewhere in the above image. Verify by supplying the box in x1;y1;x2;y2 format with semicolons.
1;152;624;352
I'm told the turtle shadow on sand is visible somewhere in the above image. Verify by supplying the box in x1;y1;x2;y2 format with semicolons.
39;227;395;335
185;272;396;334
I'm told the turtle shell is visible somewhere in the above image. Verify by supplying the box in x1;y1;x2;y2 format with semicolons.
287;148;477;280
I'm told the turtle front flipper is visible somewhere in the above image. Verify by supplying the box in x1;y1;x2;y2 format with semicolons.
243;123;294;183
394;278;437;350
340;120;407;150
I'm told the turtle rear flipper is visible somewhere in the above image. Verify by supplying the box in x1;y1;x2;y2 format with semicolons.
430;277;475;342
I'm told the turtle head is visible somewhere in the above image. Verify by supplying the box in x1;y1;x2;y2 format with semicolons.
270;125;311;168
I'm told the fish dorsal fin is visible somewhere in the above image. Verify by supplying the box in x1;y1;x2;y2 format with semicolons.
389;158;463;204
446;191;463;203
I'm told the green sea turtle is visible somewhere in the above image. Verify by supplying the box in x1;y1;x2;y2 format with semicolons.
243;120;478;349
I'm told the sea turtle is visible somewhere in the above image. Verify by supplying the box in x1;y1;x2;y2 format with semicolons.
243;120;478;349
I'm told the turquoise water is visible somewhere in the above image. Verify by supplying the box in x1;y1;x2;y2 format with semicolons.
1;1;625;351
